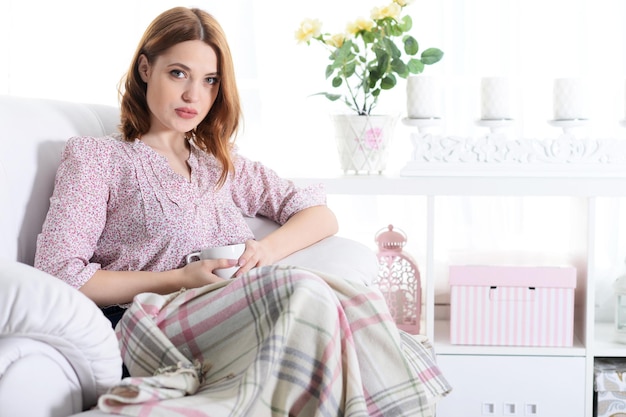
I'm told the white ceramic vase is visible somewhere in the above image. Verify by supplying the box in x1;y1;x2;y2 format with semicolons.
331;114;397;175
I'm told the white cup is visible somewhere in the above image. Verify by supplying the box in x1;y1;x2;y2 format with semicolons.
186;243;245;279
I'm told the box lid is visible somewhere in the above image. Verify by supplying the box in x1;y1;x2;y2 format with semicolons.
595;358;626;392
449;265;577;288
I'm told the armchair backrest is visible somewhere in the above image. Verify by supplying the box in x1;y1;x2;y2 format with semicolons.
0;96;121;264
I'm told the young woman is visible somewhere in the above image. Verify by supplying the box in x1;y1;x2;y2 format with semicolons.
35;7;449;416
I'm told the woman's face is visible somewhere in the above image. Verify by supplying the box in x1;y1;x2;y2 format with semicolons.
138;40;220;136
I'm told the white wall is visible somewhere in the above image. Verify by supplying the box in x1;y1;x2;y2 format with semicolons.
2;0;625;177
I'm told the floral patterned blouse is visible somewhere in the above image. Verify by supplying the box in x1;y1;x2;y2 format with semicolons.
34;135;326;289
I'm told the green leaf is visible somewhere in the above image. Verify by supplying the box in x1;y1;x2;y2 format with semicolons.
373;48;391;74
332;41;354;65
381;74;397;90
389;23;403;37
382;37;401;59
325;65;335;79
421;48;444;65
332;76;343;88
309;92;341;102
407;58;425;74
399;15;413;32
362;30;375;43
391;58;408;77
368;69;382;88
403;35;419;56
343;61;357;78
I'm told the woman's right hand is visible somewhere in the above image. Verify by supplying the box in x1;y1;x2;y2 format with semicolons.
179;258;238;288
80;258;238;307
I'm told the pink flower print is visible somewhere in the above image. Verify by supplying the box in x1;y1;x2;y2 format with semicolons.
357;127;384;150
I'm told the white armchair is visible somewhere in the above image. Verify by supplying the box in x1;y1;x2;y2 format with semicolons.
0;95;378;417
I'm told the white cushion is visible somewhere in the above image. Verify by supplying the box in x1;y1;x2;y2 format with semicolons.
0;260;122;409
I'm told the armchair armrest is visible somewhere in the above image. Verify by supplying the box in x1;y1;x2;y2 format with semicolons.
0;260;122;412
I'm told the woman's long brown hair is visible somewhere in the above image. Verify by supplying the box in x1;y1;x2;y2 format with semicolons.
118;7;241;187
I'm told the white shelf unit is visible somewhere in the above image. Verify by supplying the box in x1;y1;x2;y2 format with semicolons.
292;174;626;417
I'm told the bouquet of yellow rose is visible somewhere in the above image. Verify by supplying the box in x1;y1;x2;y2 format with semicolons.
296;0;443;116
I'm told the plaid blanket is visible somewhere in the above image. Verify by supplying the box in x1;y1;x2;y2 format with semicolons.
98;265;451;416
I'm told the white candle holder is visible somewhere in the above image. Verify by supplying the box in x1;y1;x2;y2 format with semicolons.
402;117;443;134
547;119;589;135
475;119;515;134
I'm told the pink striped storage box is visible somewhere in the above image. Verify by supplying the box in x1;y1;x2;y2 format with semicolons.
449;265;577;347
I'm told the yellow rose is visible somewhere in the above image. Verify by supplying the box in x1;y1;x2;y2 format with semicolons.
346;17;374;35
326;33;347;48
393;0;413;6
295;18;322;44
371;3;402;21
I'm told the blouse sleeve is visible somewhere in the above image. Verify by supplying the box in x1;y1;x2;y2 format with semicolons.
230;154;327;225
34;136;111;289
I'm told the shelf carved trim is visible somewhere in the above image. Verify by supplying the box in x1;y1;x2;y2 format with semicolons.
401;133;626;177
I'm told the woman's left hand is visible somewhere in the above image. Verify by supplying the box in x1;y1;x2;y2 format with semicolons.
233;239;275;277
